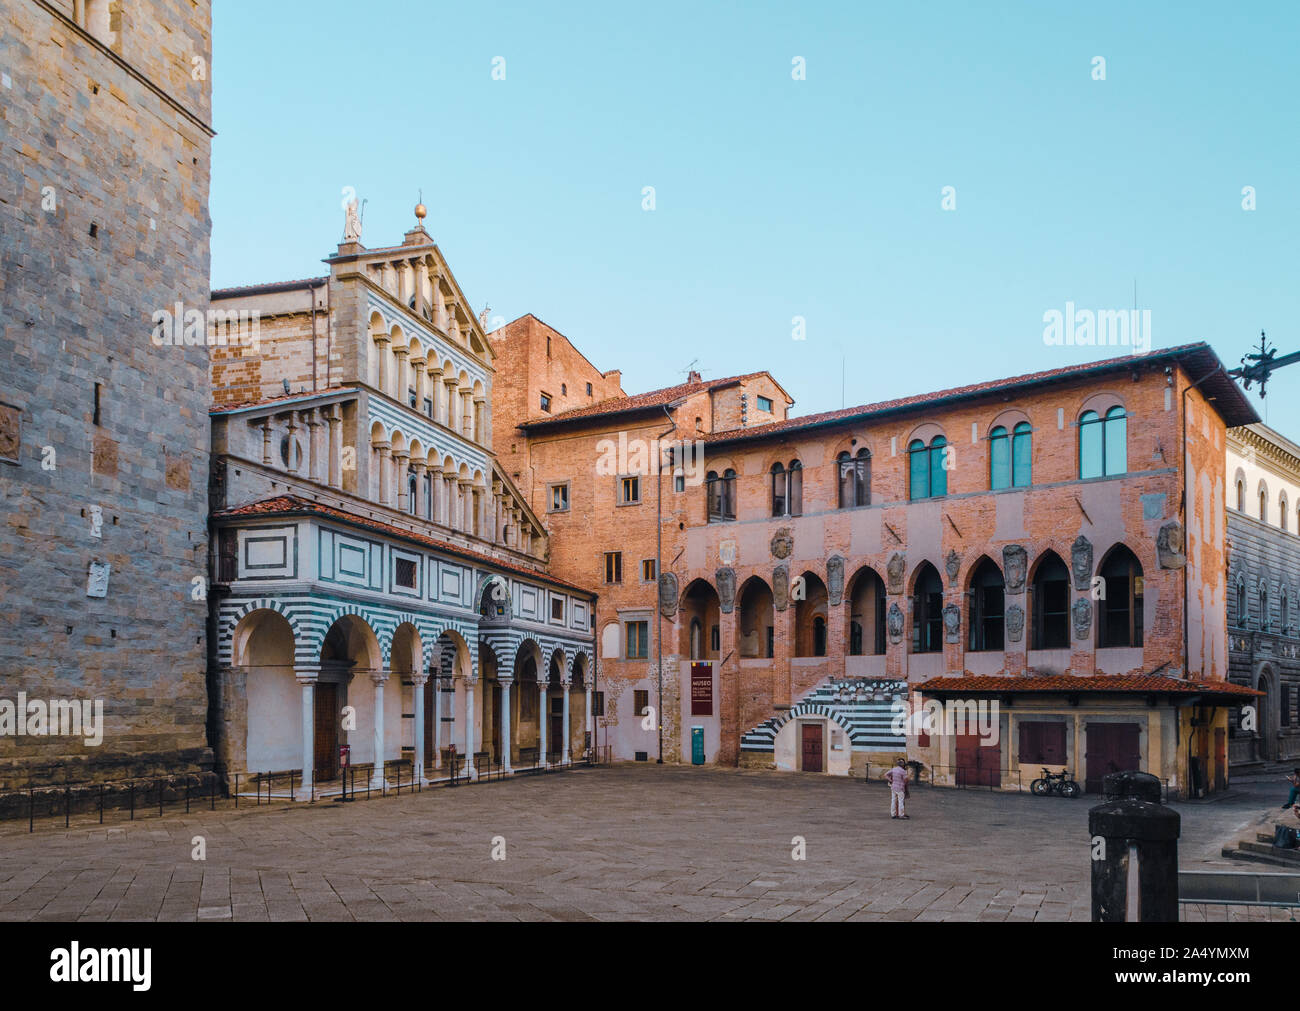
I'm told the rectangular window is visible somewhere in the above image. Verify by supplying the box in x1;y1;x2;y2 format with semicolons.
766;626;774;659
586;382;593;396
593;691;605;716
626;621;649;659
1018;721;1067;765
395;557;417;588
642;559;657;582
757;395;773;413
633;689;649;716
548;483;570;512
620;475;641;504
423;397;433;418
540;392;552;413
551;597;565;621
711;625;720;652
408;388;417;409
674;471;685;493
93;383;103;427
604;551;623;584
217;528;238;583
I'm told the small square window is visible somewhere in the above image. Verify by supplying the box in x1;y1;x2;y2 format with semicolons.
540;392;552;413
395;557;417;589
593;691;605;717
549;483;570;512
757;395;773;412
604;551;623;584
408;388;417;409
586;382;593;397
423;397;433;418
641;559;657;581
620;476;641;505
551;597;565;621
633;688;650;714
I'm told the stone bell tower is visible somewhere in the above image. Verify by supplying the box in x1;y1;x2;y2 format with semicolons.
0;0;215;788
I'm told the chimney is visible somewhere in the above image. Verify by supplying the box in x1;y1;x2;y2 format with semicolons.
688;370;701;384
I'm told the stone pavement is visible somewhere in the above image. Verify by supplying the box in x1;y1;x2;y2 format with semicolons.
0;765;1276;922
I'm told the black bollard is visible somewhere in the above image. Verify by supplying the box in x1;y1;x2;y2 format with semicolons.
1089;770;1180;922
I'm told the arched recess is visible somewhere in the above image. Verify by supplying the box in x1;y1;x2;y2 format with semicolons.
235;609;298;774
737;576;775;659
511;638;544;763
794;570;829;657
680;578;721;660
1029;551;1070;650
967;556;1005;652
909;561;944;653
1096;544;1144;648
318;613;382;778
846;566;886;656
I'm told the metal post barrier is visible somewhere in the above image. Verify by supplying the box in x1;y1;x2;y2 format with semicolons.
234;773;239;809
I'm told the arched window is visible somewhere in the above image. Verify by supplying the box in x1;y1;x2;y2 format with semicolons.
1282;588;1290;634
1260;583;1270;632
1079;406;1127;479
1260;487;1268;523
1283;495;1290;531
990;422;1032;490
706;469;736;522
1031;553;1070;649
1236;480;1245;512
911;563;944;653
1098;546;1144;648
408;470;418;515
1236;576;1247;628
769;460;802;517
968;559;1006;652
838;448;871;508
909;436;948;500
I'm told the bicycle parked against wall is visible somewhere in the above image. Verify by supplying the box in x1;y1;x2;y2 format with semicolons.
1030;768;1081;798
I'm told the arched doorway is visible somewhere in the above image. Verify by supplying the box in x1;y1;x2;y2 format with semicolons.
319;614;381;784
233;609;296;777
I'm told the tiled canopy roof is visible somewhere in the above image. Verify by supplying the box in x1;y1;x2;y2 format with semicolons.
517;372;775;429
704;342;1258;447
918;673;1261;698
209;386;357;415
212;495;595;597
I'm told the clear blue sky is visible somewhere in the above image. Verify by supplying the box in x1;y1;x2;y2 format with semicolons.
211;1;1300;432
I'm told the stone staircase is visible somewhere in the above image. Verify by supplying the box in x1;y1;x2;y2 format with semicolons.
1222;824;1300;868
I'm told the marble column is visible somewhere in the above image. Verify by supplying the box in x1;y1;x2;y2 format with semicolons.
433;671;443;769
539;681;548;762
394;450;410;512
394;346;410;404
561;678;571;764
370;670;388;788
327;407;342;488
296;666;318;799
463;671;477;780
412;461;428;519
500;676;514;773
374;442;392;506
429;465;444;525
260;420;273;466
412;671;428;781
306;410;324;483
374;336;391;395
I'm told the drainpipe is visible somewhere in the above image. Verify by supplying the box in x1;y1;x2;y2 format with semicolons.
655;405;678;764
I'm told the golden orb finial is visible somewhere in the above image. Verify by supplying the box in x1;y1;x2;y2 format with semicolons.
414;201;427;222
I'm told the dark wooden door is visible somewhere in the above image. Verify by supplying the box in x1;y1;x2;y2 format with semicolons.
1085;723;1141;794
955;730;1000;788
314;683;339;780
801;723;823;773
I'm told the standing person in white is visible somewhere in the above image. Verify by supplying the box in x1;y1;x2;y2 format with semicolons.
884;758;910;819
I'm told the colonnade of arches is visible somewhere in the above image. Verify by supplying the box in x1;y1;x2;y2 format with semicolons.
674;540;1148;665
231;608;592;793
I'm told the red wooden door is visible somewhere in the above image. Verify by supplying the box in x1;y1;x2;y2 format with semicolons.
1085;723;1141;794
314;683;339;780
955;730;1000;787
801;723;823;773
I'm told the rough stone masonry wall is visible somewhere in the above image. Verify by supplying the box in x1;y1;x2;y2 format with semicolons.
0;0;214;788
